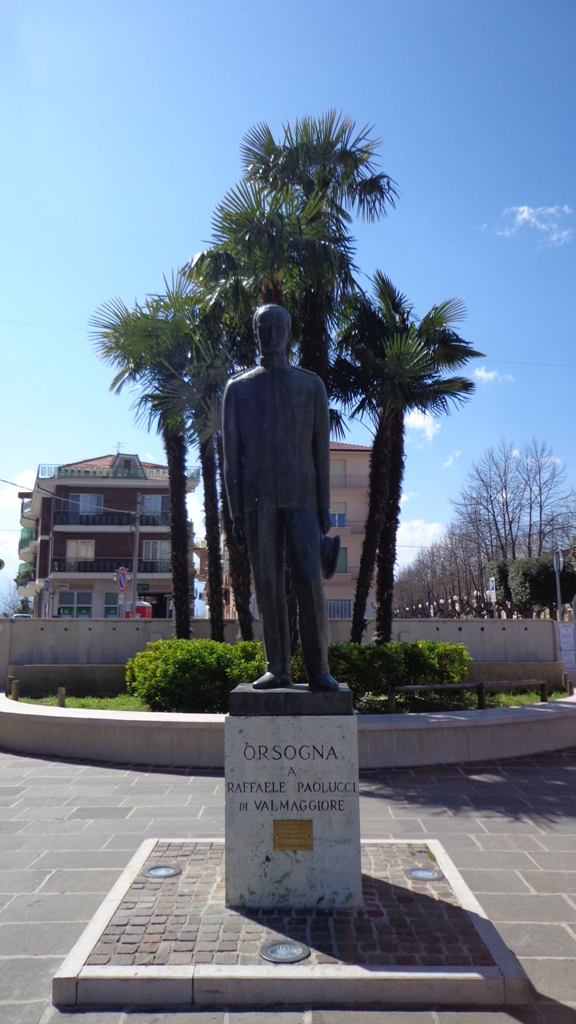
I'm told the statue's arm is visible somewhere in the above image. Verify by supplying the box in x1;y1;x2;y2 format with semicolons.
222;381;244;524
312;377;331;530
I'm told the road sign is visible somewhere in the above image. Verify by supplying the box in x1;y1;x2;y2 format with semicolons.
44;578;50;594
116;567;128;594
554;549;564;573
489;576;496;602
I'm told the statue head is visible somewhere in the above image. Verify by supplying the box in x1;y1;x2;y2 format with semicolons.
253;304;291;356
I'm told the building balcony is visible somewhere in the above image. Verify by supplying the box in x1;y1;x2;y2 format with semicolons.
20;498;33;520
140;513;170;526
138;560;172;574
330;475;369;490
52;558;134;573
18;528;37;559
53;512;135;526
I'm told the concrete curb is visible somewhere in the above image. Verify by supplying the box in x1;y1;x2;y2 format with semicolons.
2;694;576;769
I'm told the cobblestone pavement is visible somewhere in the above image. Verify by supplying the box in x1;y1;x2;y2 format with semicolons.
1;747;576;1023
87;841;493;969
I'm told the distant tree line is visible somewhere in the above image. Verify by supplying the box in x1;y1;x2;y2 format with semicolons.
393;438;576;619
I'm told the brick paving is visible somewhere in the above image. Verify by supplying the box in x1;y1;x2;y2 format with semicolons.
1;746;576;1022
87;840;494;969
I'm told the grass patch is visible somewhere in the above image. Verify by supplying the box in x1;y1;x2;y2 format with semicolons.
19;694;151;712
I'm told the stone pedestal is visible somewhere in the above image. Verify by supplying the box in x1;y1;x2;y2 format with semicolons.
225;683;362;909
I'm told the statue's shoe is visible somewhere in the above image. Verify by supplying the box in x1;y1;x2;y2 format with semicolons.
253;672;293;690
308;673;339;692
320;533;341;580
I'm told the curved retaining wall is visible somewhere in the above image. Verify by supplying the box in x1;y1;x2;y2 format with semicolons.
1;695;576;769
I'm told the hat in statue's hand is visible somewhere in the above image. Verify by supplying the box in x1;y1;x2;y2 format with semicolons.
320;533;341;580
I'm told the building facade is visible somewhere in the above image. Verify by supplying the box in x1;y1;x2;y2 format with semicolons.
324;441;373;619
16;453;199;619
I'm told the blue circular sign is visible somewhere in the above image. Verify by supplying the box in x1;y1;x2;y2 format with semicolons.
116;567;128;593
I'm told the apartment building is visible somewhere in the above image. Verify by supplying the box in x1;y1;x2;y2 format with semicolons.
16;453;199;618
324;441;373;619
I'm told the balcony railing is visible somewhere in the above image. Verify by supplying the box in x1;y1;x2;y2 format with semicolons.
138;560;172;574
329;474;370;489
20;498;32;518
52;558;133;573
18;528;37;555
56;512;134;526
140;513;170;526
39;464;201;482
54;512;135;526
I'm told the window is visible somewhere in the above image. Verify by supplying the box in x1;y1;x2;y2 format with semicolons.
57;591;93;618
326;599;352;619
66;539;95;561
330;459;346;486
104;592;119;619
142;540;170;561
69;494;103;515
335;547;348;574
141;495;169;519
330;502;347;528
58;591;74;617
76;593;93;618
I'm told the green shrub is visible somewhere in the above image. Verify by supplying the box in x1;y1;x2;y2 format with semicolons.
126;638;471;714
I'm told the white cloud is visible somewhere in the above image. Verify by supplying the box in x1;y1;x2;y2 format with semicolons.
396;519;444;568
405;410;440;442
442;450;462;469
400;490;419;504
496;204;573;247
474;366;514;386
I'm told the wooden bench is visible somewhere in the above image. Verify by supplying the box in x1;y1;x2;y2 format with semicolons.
386;678;563;714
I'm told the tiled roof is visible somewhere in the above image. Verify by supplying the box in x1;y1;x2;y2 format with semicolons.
330;441;371;452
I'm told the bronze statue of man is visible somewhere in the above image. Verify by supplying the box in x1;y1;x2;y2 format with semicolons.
222;304;339;691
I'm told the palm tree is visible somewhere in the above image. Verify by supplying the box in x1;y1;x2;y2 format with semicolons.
91;273;209;641
241;110;398;385
171;331;254;642
334;273;483;643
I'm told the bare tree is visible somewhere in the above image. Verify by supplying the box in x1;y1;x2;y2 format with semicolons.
393;437;576;619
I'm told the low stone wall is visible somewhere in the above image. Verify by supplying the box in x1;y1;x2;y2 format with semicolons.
7;658;565;700
465;661;565;689
7;665;126;698
1;695;575;770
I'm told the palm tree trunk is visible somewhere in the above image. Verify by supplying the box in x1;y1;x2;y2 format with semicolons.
199;436;224;642
299;290;330;389
350;411;392;643
373;410;405;644
162;426;190;641
215;434;254;641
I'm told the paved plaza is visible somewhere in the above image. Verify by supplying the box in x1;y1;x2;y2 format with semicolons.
1;745;576;1024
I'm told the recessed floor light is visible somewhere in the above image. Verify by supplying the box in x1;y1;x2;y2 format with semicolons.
406;867;444;881
143;864;181;879
260;940;311;964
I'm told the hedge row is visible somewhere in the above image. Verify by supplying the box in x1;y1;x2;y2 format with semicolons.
126;639;472;714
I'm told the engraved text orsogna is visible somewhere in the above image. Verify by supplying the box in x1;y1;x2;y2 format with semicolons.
243;743;337;761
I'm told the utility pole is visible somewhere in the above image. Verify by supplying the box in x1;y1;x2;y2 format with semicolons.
131;494;141;612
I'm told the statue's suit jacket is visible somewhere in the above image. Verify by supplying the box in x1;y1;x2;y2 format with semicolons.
222;363;331;519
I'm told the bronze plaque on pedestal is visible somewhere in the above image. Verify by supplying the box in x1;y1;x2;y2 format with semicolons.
273;819;313;851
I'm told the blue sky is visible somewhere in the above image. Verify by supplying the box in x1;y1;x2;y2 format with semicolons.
1;0;575;587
